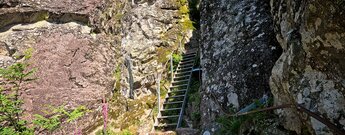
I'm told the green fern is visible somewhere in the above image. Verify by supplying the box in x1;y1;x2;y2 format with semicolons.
33;114;61;131
50;105;89;123
32;105;89;132
66;106;88;123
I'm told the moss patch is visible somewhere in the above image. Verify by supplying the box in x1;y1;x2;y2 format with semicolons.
113;65;122;92
101;93;156;134
156;47;173;63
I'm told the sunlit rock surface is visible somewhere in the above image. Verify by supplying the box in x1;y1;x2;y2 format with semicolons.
0;0;118;133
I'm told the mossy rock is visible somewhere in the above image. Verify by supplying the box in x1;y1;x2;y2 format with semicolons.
156;47;173;63
107;94;156;134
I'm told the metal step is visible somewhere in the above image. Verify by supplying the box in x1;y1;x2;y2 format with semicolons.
176;70;192;73
172;79;189;84
170;84;188;88
180;60;194;64
174;71;192;76
178;63;193;68
164;101;184;105
172;78;189;83
172;79;189;82
183;52;197;56
174;75;190;80
161;108;182;111
182;55;196;60
177;65;194;70
155;123;177;127
178;63;194;67
176;67;192;72
181;57;195;62
168;89;187;94
166;95;185;99
158;115;180;119
174;74;191;78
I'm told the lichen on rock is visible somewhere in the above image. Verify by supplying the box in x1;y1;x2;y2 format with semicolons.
120;0;189;99
270;0;345;134
199;0;282;132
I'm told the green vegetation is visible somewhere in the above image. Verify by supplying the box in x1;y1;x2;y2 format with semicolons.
160;79;169;98
34;12;50;21
216;98;275;135
95;128;132;135
172;53;183;71
188;78;201;105
97;93;155;134
217;115;245;134
97;0;125;34
19;104;88;133
58;105;89;123
179;5;189;14
33;114;61;131
0;48;89;134
178;0;195;34
120;129;132;135
0;48;36;134
156;0;197;64
113;65;122;91
216;112;275;135
191;112;201;121
186;75;201;128
157;47;172;63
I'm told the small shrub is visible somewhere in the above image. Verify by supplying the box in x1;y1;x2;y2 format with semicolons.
0;48;36;134
172;53;182;71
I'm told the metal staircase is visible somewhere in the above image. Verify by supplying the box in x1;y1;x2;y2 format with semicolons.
154;51;198;131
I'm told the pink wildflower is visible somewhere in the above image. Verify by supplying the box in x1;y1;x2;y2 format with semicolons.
102;97;108;132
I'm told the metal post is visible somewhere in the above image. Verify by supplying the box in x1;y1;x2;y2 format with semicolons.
170;54;173;83
157;73;161;116
126;55;134;99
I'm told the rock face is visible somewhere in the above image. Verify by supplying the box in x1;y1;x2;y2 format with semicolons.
199;0;282;131
270;0;345;134
0;0;119;133
120;0;182;98
0;0;185;133
0;0;102;13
